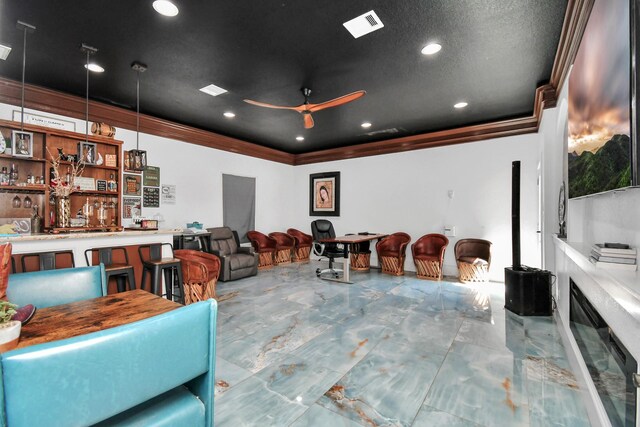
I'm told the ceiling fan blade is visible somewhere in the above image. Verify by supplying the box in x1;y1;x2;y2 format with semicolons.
243;99;300;110
303;113;315;129
308;90;366;113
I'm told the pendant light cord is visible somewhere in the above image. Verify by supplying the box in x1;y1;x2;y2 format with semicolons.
136;69;140;150
85;50;90;143
16;21;36;131
20;27;26;131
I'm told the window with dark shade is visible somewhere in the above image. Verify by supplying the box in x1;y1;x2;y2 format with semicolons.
222;174;255;243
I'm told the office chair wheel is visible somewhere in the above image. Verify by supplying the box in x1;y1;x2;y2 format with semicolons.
334;273;339;278
316;268;321;276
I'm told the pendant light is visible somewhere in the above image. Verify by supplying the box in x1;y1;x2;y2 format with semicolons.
80;44;97;147
128;62;148;171
16;21;36;131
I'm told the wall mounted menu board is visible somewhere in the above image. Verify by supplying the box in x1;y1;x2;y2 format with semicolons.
143;166;160;187
143;187;160;208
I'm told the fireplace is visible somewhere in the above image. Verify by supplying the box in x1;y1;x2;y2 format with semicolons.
570;279;638;426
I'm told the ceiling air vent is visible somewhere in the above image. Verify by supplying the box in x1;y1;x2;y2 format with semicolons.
343;10;384;39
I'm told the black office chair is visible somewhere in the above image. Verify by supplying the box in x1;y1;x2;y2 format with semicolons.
310;220;344;279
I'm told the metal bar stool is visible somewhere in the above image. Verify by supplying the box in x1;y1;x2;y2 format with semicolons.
20;251;75;272
85;247;136;293
138;243;184;304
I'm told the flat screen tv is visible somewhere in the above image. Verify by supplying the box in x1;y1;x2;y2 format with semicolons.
568;0;638;198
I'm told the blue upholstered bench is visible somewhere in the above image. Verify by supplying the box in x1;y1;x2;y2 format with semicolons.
7;265;107;308
0;299;217;426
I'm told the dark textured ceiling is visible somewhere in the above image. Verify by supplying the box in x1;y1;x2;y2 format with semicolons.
0;1;568;154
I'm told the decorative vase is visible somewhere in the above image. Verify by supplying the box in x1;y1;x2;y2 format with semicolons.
0;321;21;353
55;196;71;228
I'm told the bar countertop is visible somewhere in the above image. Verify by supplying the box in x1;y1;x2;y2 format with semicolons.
0;229;180;242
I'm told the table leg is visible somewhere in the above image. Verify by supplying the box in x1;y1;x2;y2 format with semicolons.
343;245;350;283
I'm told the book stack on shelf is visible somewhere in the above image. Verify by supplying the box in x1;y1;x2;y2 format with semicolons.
590;243;637;271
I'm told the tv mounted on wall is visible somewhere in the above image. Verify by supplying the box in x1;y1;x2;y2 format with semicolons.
568;0;639;198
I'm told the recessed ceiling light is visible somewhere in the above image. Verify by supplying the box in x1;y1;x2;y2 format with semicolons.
361;122;372;128
296;136;304;141
0;44;11;61
421;43;442;55
84;63;105;73
199;83;228;97
223;112;235;118
153;0;179;17
454;102;468;109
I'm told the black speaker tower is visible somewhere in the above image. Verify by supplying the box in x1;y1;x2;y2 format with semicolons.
504;160;553;316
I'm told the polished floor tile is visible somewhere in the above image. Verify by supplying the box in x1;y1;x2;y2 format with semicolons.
213;261;591;426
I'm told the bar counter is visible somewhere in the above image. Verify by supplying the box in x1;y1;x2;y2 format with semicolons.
2;229;180;294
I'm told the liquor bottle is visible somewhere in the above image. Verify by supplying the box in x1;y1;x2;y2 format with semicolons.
9;164;17;186
0;167;8;186
108;173;117;192
65;166;71;185
31;205;42;234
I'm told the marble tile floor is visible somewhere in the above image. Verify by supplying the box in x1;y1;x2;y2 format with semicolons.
213;261;591;426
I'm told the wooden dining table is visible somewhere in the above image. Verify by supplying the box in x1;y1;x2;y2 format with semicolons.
320;233;388;283
16;289;181;350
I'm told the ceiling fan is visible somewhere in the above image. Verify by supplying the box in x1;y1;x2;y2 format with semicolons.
244;88;366;129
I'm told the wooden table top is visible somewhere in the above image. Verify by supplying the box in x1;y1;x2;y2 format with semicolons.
17;290;181;350
321;233;388;244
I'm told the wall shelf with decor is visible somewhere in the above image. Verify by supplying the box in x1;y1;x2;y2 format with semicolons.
0;119;124;233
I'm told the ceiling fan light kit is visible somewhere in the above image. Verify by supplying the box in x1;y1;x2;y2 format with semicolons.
244;87;366;129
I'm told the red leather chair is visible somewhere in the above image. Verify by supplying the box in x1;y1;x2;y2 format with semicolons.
268;232;295;264
412;234;449;280
246;231;278;269
455;238;492;282
286;228;313;262
375;232;411;276
174;249;220;303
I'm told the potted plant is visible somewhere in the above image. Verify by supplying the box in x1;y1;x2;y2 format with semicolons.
0;301;20;352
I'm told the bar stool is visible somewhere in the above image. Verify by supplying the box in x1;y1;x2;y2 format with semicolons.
85;247;136;293
138;243;184;304
20;251;75;272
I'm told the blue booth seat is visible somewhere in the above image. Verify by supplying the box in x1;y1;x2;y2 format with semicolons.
7;265;107;309
0;299;217;427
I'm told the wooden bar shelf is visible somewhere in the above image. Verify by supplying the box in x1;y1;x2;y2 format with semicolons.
0;119;123;232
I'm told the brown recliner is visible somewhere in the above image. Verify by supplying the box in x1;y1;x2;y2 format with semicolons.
286;228;313;262
376;232;411;276
246;231;278;269
174;249;221;303
207;227;258;281
268;232;295;264
454;238;492;283
412;234;449;280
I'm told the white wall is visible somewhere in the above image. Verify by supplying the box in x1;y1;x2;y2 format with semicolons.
2;102;544;281
290;134;542;281
0;103;294;233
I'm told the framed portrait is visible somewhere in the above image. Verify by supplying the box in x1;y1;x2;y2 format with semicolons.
12;131;33;158
78;141;97;165
309;171;340;216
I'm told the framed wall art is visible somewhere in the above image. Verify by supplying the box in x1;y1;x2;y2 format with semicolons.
309;171;340;216
123;173;142;196
11;131;33;158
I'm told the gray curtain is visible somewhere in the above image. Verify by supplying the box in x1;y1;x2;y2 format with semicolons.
222;174;256;243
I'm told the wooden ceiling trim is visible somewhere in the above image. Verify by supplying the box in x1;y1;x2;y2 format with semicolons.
0;78;295;165
0;0;592;166
550;0;595;93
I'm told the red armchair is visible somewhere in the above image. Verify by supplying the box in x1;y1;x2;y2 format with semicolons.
269;232;295;264
286;228;313;262
412;234;449;280
375;232;411;276
174;249;220;303
246;231;278;269
455;238;492;282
